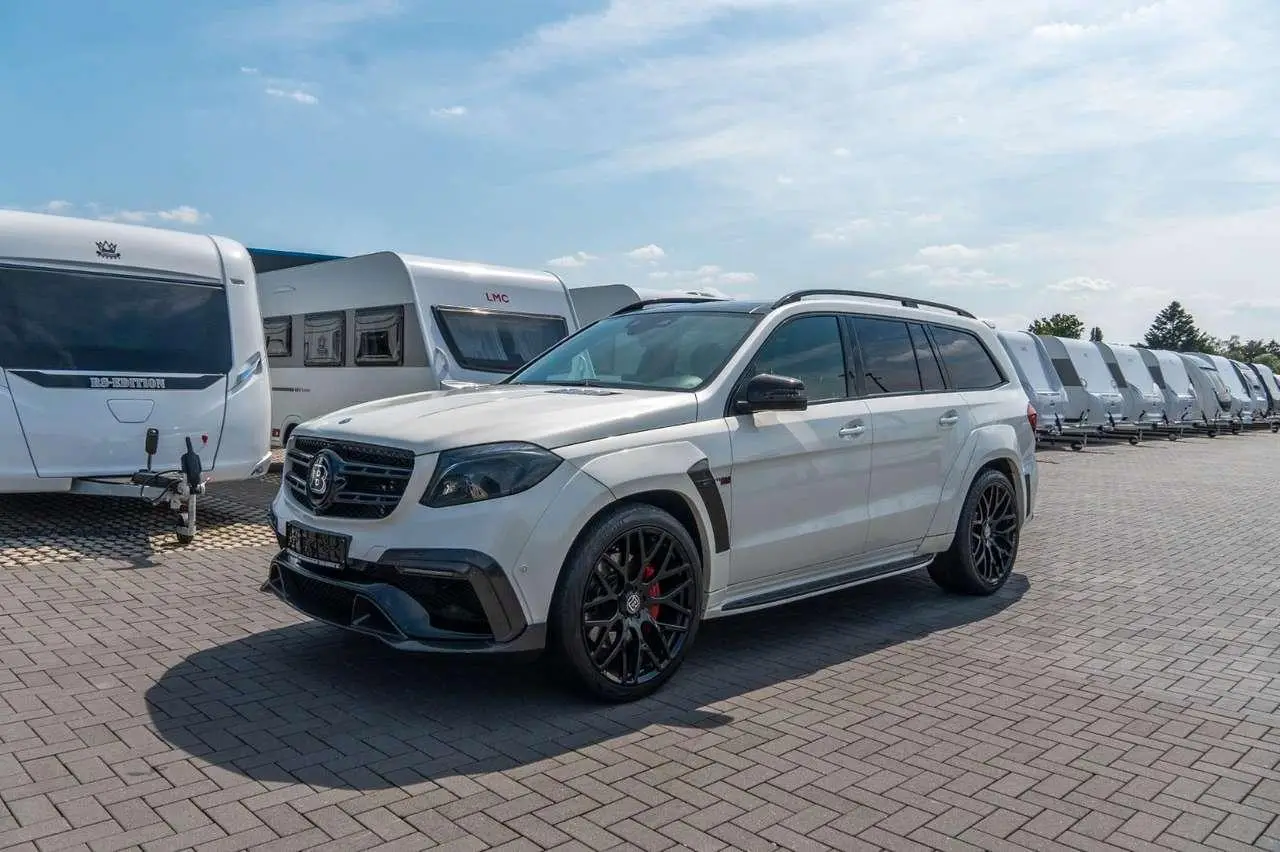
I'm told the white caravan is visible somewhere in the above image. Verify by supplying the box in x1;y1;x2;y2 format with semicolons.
1231;359;1269;418
1201;354;1255;421
1136;348;1198;424
1095;342;1168;426
1037;335;1125;425
0;209;272;543
569;284;727;326
996;331;1069;421
258;251;580;447
1250;362;1280;417
1178;353;1235;425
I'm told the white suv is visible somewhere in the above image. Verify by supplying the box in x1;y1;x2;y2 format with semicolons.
263;289;1039;702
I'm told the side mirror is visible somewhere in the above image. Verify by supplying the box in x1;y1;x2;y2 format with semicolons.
736;373;808;414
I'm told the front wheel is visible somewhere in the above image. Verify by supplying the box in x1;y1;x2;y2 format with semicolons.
928;468;1020;596
548;503;704;702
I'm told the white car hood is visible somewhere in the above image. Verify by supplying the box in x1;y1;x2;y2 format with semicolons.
294;384;701;454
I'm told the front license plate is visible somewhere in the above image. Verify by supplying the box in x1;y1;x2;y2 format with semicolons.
286;522;350;569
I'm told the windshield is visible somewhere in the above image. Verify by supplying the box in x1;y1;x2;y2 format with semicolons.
506;310;761;391
0;265;232;374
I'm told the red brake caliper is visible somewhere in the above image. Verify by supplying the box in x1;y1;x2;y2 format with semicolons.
641;565;661;619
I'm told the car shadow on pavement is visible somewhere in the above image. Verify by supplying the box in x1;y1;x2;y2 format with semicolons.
145;570;1028;791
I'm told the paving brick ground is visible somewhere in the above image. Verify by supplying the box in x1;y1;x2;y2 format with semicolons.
3;430;1280;851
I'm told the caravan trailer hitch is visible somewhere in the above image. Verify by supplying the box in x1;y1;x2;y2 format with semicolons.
132;431;209;546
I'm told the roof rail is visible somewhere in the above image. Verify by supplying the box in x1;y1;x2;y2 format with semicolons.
769;289;977;319
610;295;729;316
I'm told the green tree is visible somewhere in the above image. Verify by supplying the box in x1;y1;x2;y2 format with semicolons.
1028;313;1085;339
1089;326;1103;342
1142;301;1215;352
1257;353;1280;372
1221;335;1273;362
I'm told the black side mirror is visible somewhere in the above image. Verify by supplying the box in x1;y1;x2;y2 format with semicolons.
736;373;808;414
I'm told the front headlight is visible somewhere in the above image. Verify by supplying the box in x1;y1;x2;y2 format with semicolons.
420;442;562;508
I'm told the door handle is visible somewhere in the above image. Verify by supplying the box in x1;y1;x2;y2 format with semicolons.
838;422;865;438
938;412;959;427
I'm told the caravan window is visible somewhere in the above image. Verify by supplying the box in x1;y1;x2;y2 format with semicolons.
263;316;292;358
0;266;232;374
433;307;569;374
303;311;345;367
354;305;405;367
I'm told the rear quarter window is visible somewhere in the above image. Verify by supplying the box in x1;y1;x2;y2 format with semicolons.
929;324;1005;390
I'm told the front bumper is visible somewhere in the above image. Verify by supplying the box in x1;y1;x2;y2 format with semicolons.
261;546;546;654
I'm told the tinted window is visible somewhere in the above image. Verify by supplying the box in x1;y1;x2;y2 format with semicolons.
929;325;1004;390
748;315;848;402
852;317;922;395
0;266;232;374
263;316;292;359
303;311;345;367
508;310;759;391
909;323;946;391
354;305;405;367
435;307;569;374
1051;356;1081;387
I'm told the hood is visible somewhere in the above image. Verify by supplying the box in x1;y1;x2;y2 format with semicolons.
293;383;701;454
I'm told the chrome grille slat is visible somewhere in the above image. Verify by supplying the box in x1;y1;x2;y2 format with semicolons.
286;437;415;519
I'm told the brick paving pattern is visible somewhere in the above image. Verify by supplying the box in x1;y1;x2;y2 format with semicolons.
2;432;1280;850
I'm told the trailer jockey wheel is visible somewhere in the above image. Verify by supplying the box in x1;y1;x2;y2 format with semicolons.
1128;436;1139;446
1070;441;1084;452
1230;422;1241;435
1272;422;1279;433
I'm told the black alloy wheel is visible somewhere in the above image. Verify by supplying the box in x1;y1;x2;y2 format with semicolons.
928;468;1020;596
549;503;703;702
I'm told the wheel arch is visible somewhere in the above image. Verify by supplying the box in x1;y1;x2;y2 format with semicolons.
926;434;1026;545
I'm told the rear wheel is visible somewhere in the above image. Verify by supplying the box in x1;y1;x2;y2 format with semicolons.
548;503;703;702
928;468;1020;596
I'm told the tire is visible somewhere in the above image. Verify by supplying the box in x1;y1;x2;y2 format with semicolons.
547;502;704;703
928;468;1020;597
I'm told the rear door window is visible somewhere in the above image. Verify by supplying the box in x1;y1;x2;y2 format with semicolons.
433;306;569;373
0;265;232;374
851;316;922;395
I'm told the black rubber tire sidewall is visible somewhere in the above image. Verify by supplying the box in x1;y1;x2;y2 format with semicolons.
548;501;705;703
930;468;1019;596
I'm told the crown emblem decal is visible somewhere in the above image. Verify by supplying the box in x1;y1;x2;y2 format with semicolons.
95;240;120;260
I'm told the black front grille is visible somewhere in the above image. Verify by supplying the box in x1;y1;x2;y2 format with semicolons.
285;436;415;519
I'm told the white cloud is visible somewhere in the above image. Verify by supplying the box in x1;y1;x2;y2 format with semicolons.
22;201;210;228
430;105;467;118
240;66;260;75
812;218;874;243
626;243;667;262
265;87;319;105
546;251;597;268
261;0;1280;343
649;264;758;291
227;0;403;45
1048;276;1113;293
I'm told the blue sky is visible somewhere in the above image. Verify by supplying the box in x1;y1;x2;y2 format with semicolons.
3;0;1280;343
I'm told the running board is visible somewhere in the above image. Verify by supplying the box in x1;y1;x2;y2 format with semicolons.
720;556;933;613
